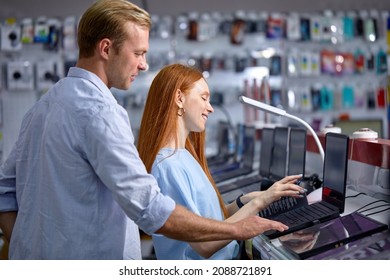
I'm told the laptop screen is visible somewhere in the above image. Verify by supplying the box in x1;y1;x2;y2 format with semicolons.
259;128;274;177
287;128;306;176
242;126;256;168
217;121;230;157
322;133;349;213
269;127;289;180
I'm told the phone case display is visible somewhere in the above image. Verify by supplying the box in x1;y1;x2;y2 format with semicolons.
230;11;246;45
62;16;77;51
6;60;34;91
33;17;49;43
286;13;300;41
20;18;34;44
286;50;299;76
0;9;388;139
266;13;284;39
35;60;61;91
45;18;61;51
269;55;282;76
343;12;356;41
310;85;321;111
1;19;22;51
341;85;355;108
310;15;322;41
320;85;334;111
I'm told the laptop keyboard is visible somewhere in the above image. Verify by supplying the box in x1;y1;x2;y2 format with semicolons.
259;196;307;218
263;201;340;239
277;202;337;225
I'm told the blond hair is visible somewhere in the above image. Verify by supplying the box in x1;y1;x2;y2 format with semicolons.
77;0;151;58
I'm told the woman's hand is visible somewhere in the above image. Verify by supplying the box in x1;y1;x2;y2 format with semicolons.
241;175;306;211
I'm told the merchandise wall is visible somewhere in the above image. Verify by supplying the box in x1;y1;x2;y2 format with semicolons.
0;4;390;163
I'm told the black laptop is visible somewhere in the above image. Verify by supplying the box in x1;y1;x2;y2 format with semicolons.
267;126;290;183
209;123;245;175
221;126;305;204
207;121;234;167
218;127;275;198
287;127;306;176
226;127;307;222
260;132;350;239
212;125;256;183
221;126;289;191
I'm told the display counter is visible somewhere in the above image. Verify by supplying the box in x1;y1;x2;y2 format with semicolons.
251;131;390;260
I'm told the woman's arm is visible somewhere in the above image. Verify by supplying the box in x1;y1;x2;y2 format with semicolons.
190;174;304;258
226;174;304;216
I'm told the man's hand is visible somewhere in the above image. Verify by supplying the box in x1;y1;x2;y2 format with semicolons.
232;215;288;240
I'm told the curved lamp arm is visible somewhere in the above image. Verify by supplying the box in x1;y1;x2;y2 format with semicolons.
239;95;325;161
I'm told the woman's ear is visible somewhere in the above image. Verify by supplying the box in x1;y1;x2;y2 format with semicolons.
175;89;185;107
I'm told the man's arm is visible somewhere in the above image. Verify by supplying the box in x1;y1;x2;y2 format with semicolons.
0;211;17;242
156;204;287;242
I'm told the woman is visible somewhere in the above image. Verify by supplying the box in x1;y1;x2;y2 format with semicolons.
137;63;304;259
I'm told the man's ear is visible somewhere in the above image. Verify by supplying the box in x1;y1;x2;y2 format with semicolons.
98;38;111;59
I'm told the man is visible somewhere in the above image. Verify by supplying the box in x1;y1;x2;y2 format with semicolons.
0;0;287;259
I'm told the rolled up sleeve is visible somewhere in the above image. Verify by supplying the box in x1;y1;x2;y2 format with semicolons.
83;105;176;234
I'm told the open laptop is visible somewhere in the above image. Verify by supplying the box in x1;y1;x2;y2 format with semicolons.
207;121;234;167
287;127;306;176
209;123;245;175
218;127;274;195
212;125;256;184
267;126;290;184
260;132;350;239
221;126;305;203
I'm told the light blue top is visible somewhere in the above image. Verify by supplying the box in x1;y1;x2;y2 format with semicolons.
151;148;239;260
0;67;175;260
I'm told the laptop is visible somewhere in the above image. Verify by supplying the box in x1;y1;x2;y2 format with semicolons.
278;212;388;259
260;132;350;239
267;126;290;183
228;128;307;214
207;121;234;167
209;123;245;175
234;126;290;191
212;125;256;183
218;127;289;193
287;127;307;176
221;126;304;203
218;127;275;197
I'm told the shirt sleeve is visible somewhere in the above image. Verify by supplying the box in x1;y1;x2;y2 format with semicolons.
82;105;175;234
0;144;18;212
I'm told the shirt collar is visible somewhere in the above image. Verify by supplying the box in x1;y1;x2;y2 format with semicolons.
67;67;115;101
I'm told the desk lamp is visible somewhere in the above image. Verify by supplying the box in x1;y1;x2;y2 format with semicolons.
239;95;325;161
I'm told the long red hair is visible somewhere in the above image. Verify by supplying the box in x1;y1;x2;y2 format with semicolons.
137;63;228;218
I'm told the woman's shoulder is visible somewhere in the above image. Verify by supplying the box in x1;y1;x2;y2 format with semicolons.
152;148;199;177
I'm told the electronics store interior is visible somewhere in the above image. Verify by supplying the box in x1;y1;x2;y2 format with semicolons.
0;0;389;260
